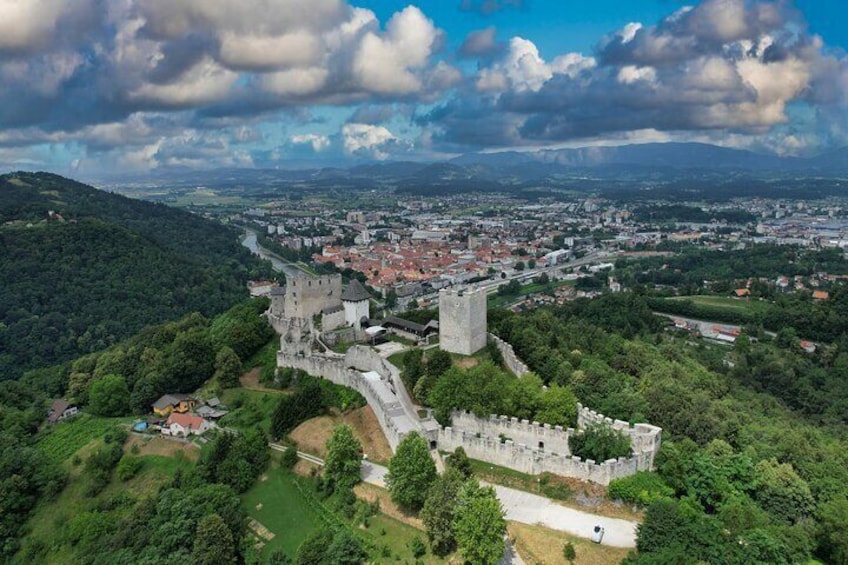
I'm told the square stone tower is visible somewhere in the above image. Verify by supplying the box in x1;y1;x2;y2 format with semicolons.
439;286;487;356
285;273;342;320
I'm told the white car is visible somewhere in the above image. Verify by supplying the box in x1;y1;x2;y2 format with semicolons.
591;525;605;544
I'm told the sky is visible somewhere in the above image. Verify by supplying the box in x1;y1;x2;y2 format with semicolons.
0;0;847;176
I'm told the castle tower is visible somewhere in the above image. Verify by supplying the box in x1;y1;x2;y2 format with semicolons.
341;279;371;330
284;273;342;320
439;286;487;356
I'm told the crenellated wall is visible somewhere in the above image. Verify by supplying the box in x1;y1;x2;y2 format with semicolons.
277;345;439;450
487;333;530;376
577;404;662;468
277;332;662;486
438;404;662;485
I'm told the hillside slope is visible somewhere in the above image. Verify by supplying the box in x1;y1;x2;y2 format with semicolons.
0;172;268;379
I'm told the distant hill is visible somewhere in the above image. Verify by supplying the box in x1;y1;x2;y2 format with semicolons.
0;172;268;380
102;142;848;201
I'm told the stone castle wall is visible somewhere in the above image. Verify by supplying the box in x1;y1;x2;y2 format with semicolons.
276;326;662;485
438;404;662;485
488;333;529;376
578;405;662;466
277;346;438;450
286;273;342;320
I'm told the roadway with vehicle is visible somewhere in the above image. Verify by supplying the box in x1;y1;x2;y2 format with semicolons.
272;445;639;549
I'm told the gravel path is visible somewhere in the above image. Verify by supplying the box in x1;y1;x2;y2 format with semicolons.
360;460;638;548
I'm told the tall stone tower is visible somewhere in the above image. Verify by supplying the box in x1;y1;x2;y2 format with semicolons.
439;286;487;356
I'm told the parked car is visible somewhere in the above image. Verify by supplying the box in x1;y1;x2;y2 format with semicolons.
591;525;605;544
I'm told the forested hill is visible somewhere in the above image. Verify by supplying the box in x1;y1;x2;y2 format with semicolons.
0;172;269;380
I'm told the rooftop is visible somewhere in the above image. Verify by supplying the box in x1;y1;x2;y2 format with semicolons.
341;278;371;302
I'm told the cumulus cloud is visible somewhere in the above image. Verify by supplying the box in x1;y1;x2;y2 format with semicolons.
476;37;595;93
1;0;848;171
423;0;848;154
0;1;455;158
342;123;400;159
459;27;504;59
352;6;447;95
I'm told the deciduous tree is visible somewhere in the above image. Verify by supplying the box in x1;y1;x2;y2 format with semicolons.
325;424;363;493
88;374;130;416
387;432;437;511
452;480;506;565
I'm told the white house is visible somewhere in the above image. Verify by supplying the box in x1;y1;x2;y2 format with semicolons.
163;412;211;436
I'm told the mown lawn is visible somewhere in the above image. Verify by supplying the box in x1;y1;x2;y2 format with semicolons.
667;295;773;313
240;461;320;559
362;513;449;564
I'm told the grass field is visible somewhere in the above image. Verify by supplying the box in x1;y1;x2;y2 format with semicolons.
219;388;280;431
241;461;321;559
22;436;194;564
667;295;773;313
509;522;630;565
36;414;133;464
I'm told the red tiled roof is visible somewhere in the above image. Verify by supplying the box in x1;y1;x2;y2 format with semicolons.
166;412;205;430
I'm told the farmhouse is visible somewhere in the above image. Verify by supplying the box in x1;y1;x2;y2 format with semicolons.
46;399;79;424
162;412;211;437
152;393;195;417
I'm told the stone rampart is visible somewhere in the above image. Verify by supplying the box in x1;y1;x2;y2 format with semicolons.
440;404;662;486
277;345;439;450
448;410;572;454
487;333;529;376
278;349;403;449
577;403;662;468
277;330;662;486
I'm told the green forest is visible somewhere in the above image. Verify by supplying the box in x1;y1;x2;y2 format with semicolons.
0;172;272;379
1;297;276;561
486;296;848;564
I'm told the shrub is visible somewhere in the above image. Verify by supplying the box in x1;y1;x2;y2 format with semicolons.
116;456;143;481
281;445;299;469
569;423;632;462
608;471;674;507
409;537;427;558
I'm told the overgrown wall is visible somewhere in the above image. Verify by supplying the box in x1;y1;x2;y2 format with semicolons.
488;333;529;376
438;404;662;485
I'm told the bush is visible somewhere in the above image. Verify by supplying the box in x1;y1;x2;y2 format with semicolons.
409;537;427;558
569;423;632;462
281;445;299;469
116;456;143;481
608;471;674;507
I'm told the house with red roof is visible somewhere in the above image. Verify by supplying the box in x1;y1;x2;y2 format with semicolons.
163;412;211;437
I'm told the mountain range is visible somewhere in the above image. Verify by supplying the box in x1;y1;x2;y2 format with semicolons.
91;142;848;194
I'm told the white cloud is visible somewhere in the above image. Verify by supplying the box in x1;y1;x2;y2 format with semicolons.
291;133;331;152
353;6;442;94
342;123;397;159
218;30;324;70
617;65;657;85
477;37;595;93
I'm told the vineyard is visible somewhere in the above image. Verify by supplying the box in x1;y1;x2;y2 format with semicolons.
37;414;132;463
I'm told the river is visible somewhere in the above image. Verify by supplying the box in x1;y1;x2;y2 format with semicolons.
240;229;309;278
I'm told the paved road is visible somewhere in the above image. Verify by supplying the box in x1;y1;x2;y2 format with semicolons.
361;461;637;548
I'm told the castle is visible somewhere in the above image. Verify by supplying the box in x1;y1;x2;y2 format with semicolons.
271;276;662;485
268;272;371;343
